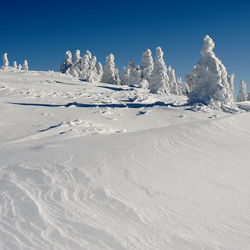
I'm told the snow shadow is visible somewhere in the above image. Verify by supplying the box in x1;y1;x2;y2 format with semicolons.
55;80;79;86
8;101;186;109
98;85;129;92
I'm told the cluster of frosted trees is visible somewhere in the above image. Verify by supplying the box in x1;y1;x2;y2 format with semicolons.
121;47;185;95
60;48;185;95
60;50;104;83
59;35;249;111
1;53;29;71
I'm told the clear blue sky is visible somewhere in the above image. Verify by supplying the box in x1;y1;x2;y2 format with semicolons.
1;0;249;92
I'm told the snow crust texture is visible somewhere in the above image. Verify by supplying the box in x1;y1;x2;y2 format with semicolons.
1;70;250;250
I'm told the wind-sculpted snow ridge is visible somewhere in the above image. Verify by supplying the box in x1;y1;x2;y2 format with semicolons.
186;35;238;113
1;70;250;250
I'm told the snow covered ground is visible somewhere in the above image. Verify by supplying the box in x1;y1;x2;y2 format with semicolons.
1;70;250;250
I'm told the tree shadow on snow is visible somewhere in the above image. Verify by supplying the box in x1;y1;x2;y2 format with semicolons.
8;101;187;109
55;80;79;86
97;85;129;92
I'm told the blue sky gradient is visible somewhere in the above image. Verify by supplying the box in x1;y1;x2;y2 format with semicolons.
1;0;249;92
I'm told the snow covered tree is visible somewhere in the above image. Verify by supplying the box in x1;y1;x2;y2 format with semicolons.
78;50;92;79
237;80;247;102
227;73;235;95
18;64;22;70
141;49;154;82
69;68;78;78
186;35;237;112
127;61;142;85
2;53;9;68
87;56;97;83
96;62;103;82
168;66;181;95
114;68;121;85
13;61;17;69
101;53;119;84
180;77;190;95
73;50;81;64
149;47;169;94
60;50;73;73
85;50;92;60
248;92;250;101
22;60;28;71
121;66;129;85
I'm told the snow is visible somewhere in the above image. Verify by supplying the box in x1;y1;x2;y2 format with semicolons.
1;70;250;250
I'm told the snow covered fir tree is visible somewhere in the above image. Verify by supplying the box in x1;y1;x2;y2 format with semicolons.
237;80;247;102
101;53;120;85
148;47;170;94
186;35;238;112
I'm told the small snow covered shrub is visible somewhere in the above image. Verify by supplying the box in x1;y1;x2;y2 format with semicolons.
12;61;17;69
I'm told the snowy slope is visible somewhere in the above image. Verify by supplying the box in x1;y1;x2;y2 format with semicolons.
1;70;250;250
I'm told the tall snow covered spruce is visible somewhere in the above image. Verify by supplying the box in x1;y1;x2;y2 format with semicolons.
96;62;103;82
149;47;169;94
2;53;9;68
126;61;142;85
60;50;73;73
87;56;98;83
78;52;91;79
237;80;247;102
186;35;237;112
168;66;182;95
141;49;154;83
73;50;81;64
101;54;120;85
22;60;29;71
227;73;235;95
121;66;129;85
